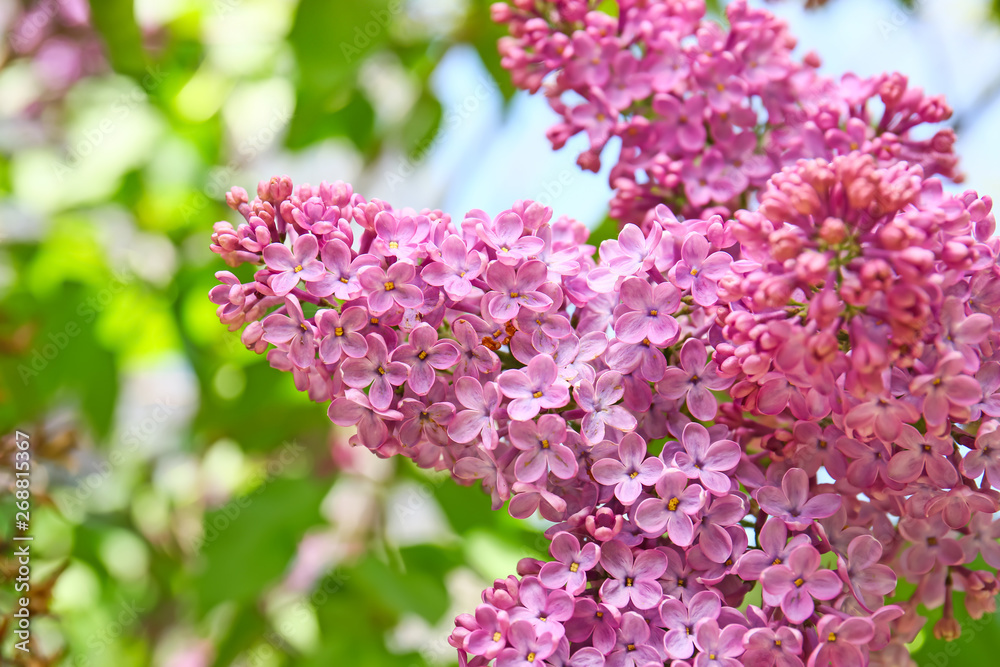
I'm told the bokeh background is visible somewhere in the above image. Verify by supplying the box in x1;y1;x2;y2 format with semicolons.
1;0;1000;665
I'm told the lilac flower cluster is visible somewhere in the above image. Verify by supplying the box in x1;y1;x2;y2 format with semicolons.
209;151;999;665
492;0;960;225
206;3;1000;665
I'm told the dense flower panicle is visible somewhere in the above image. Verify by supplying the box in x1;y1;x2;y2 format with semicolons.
209;154;999;666
207;5;1000;666
493;0;961;226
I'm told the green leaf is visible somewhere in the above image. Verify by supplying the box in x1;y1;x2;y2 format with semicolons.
309;582;430;667
285;0;390;150
210;604;268;667
194;476;328;614
588;212;620;247
286;88;377;152
352;554;450;622
88;0;148;78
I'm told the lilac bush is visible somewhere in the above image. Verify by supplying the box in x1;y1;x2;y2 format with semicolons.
207;1;1000;665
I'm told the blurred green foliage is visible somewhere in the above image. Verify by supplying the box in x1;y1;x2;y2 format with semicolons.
0;1;539;665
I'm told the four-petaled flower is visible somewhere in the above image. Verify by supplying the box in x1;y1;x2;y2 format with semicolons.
496;620;555;667
692;618;746;667
575;371;637;443
614;276;681;345
262;234;326;296
498;355;570;421
539;532;601;596
449;377;502;448
391;323;460;395
910;351;982;427
359;262;424;314
340;333;408;410
659;339;733;421
599;539;667;610
262;295;316;369
760;544;843;624
477;211;546;265
316;306;368;364
669;234;732;306
327;388;403;450
591;433;665;505
634;471;706;546
486;260;554;322
660;590;721;660
421;234;485;300
607;611;661;667
755;468;841;530
509;414;579;482
671;423;741;496
809;615;874;667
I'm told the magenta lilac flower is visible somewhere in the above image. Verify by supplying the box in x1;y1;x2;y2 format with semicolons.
208;5;1000;656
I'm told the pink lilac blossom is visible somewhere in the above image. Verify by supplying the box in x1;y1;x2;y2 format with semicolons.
208;3;1000;659
494;0;960;226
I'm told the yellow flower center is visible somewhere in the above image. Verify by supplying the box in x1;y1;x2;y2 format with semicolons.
690;268;699;276
334;327;344;336
541;439;550;449
294;265;303;273
526;653;535;663
625;577;634;586
649;309;658;316
667;497;680;511
389;241;398;249
418;351;428;360
510;291;520;298
340;277;349;283
794;577;805;587
384;281;395;291
533;391;544;398
629;471;639;479
828;633;837;642
493;631;501;642
377;366;386;376
570;562;579;573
